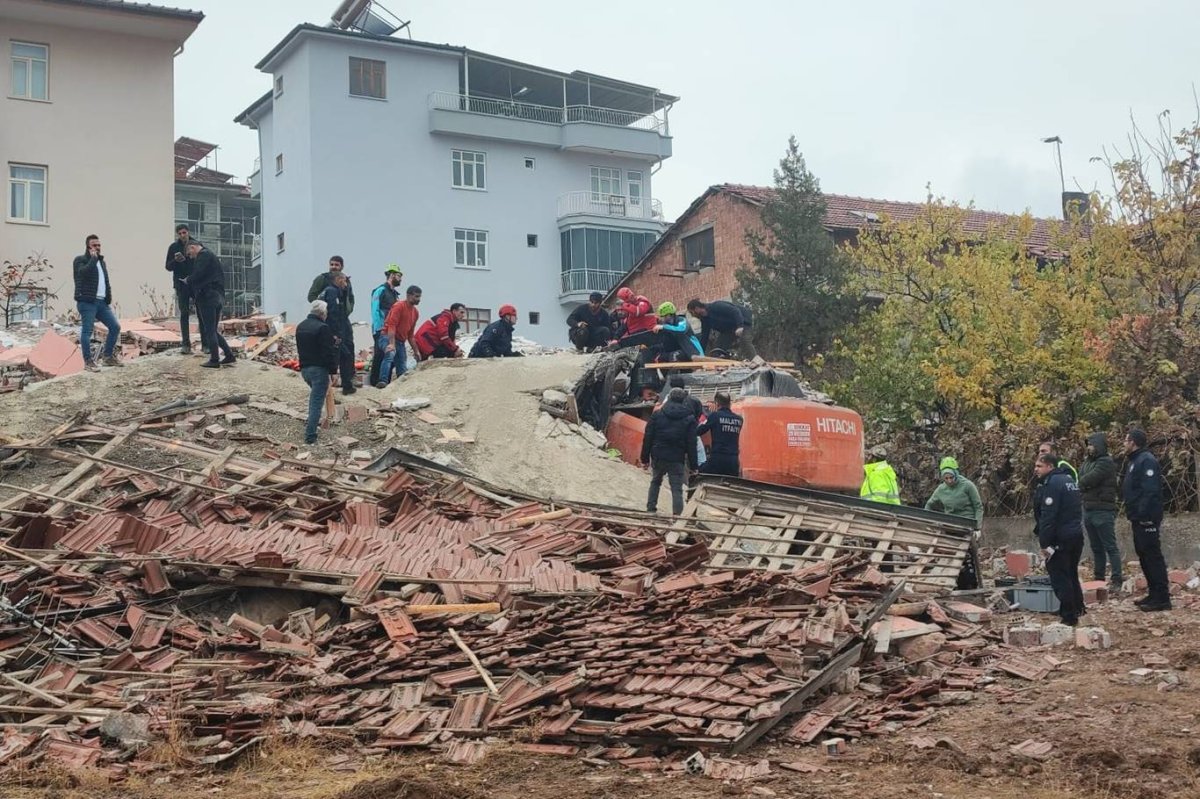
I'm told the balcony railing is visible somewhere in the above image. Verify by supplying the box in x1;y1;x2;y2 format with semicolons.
560;269;625;295
557;191;664;221
429;92;665;133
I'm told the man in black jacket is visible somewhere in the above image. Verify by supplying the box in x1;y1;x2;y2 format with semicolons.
567;292;612;352
165;224;201;354
697;392;743;477
307;255;355;312
72;234;121;371
319;272;357;393
1033;454;1086;626
1079;432;1122;587
640;388;698;515
1123;428;1170;611
469;304;523;358
296;300;338;444
686;298;757;359
185;242;235;368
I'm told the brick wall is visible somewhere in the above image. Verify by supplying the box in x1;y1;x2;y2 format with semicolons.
622;191;767;309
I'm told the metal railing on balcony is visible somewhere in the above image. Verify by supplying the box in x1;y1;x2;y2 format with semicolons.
429;92;666;133
557;191;664;220
560;269;626;295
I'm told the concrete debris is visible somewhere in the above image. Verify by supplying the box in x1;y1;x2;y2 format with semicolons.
390;396;433;411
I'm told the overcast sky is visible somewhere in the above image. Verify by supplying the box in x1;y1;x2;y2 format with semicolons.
175;0;1197;220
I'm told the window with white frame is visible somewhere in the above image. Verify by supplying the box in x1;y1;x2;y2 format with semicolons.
454;228;488;268
274;74;284;97
349;57;386;99
275;153;284;174
276;232;286;252
11;42;48;101
452;150;486;190
627;170;643;207
8;164;47;223
524;157;536;170
464;307;491;334
7;288;46;323
590;166;621;202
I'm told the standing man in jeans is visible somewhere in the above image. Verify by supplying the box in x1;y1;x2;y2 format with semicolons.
320;272;357;394
368;264;403;387
296;300;337;444
185;241;236;368
72;234;121;372
640;387;699;515
1079;432;1122;589
378;284;421;385
165;224;201;355
1123;427;1171;612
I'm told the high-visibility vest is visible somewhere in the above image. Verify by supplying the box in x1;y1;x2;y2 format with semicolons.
860;460;901;505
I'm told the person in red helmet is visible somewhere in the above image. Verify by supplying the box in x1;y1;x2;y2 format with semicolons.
613;286;656;345
469;303;524;358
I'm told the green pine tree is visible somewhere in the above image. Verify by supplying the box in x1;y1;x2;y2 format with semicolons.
736;136;859;365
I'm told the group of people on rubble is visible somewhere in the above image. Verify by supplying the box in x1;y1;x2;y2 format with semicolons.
859;429;1172;623
566;288;757;362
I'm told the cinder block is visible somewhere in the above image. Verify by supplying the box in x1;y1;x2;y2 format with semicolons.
1004;623;1043;647
1080;580;1109;604
344;405;369;424
1040;623;1074;646
1006;551;1034;580
1074;627;1112;650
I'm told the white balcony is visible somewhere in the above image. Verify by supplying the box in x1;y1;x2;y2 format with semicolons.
560;269;625;298
557;191;663;222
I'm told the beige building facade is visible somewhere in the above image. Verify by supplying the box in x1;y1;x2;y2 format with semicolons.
0;0;202;318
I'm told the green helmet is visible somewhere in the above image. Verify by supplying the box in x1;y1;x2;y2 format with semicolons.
385;263;402;275
657;301;676;316
938;456;959;472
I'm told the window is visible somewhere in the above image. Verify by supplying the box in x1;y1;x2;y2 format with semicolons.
590;167;621;201
560;227;657;272
528;311;540;325
451;150;486;190
7;164;47;223
276;232;286;252
274;74;284;97
464;307;491;334
349;57;386;99
524;157;536;170
454;228;488;268
682;227;715;271
11;42;48;101
8;288;46;323
526;234;538;248
275;153;284;174
627;170;643;207
187;201;205;221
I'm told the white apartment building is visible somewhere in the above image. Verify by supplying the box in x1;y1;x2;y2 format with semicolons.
235;22;676;344
1;0;202;318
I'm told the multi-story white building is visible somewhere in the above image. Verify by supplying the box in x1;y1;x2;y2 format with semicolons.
1;0;202;318
235;20;676;344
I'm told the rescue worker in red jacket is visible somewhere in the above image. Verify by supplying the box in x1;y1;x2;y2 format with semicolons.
414;303;466;359
616;287;656;336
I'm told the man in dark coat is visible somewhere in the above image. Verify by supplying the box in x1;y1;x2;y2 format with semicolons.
697;391;744;477
165;224;202;354
640;388;698;515
686;298;757;359
295;300;338;444
319;272;357;394
185;242;236;368
567;292;612;352
469;304;523;358
1123;428;1170;611
307;255;355;312
1033;453;1086;626
1079;432;1121;587
72;234;121;371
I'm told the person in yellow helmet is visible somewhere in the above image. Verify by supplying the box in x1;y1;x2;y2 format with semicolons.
653;301;703;361
860;445;901;505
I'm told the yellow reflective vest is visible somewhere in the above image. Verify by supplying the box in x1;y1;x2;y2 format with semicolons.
860;460;901;505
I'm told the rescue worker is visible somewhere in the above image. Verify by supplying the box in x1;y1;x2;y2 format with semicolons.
469;304;524;358
1033;453;1086;626
414;303;466;359
368;264;403;387
860;445;901;505
1122;428;1170;612
924;456;983;530
566;292;612;352
1038;440;1078;481
640;387;698;515
667;376;706;468
653;301;703;361
378;285;421;386
686;298;757;359
696;391;743;477
613;286;656;346
1078;432;1122;589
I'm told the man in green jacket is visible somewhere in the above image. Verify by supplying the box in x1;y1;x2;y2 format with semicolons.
1078;432;1122;587
925;456;983;529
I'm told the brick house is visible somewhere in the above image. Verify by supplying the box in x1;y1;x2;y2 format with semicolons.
612;183;1056;311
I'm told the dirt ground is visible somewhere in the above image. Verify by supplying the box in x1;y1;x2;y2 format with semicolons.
3;597;1197;799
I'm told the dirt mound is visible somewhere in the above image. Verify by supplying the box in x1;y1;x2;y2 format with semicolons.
335;775;482;799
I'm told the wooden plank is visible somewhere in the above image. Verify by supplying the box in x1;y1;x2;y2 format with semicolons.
45;424;140;517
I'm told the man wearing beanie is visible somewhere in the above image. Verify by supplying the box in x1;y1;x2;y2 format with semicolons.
1122;428;1170;611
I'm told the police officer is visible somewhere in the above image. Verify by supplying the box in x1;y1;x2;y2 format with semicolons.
1123;428;1170;612
696;391;743;476
1033;453;1086;626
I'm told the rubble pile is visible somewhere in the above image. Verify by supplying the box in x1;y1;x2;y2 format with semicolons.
0;420;1175;780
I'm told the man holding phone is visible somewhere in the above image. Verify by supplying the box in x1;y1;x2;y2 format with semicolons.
165;224;202;354
72;234;121;371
